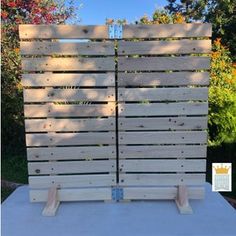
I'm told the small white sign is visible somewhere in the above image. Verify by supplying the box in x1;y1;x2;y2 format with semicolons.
212;163;232;192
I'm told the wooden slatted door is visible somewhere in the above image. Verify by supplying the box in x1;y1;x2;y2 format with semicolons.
19;25;116;206
117;24;211;206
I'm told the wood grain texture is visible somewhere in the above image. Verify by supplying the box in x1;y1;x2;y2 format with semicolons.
118;57;210;71
25;118;115;132
28;160;116;175
19;25;109;39
27;146;116;161
118;40;211;55
26;132;116;146
118;72;209;86
118;87;208;101
20;41;114;55
24;88;115;102
119;131;207;145
24;103;115;118
22;57;115;71
22;73;115;87
118;102;208;116
123;23;212;38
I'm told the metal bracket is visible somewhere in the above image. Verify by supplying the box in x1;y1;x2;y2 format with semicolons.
112;187;124;201
108;24;123;39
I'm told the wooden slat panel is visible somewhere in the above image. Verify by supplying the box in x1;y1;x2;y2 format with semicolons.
25;118;115;132
24;103;115;118
30;188;112;202
19;25;109;39
27;146;116;161
22;73;115;87
118;102;208;116
26;132;116;146
24;88;115;102
119;131;207;145
120;159;206;172
123;23;212;38
118;72;209;86
119;174;205;186
29;174;116;188
28;160;116;175
118;117;207;131
118;40;211;55
22;58;114;71
118;57;210;71
123;187;204;200
118;88;208;101
20;41;114;55
119;145;207;159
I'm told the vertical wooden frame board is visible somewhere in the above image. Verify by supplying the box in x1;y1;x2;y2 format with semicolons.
19;24;116;203
117;23;211;201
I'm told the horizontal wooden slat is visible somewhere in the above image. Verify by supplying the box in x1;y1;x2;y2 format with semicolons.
25;118;115;132
118;57;210;71
120;159;206;172
118;117;207;131
22;58;115;71
28;160;116;175
19;25;109;39
123;23;212;38
123;187;204;200
119;174;205;186
20;41;114;55
24;88;115;102
26;132;116;146
24;103;115;118
30;188;112;202
118;102;208;116
29;174;116;188
119;131;207;145
22;73;115;87
118;72;209;86
118;40;211;55
27;146;116;161
119;145;207;159
118;88;208;101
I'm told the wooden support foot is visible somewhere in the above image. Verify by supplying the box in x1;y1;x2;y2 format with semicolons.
175;185;193;214
42;187;60;216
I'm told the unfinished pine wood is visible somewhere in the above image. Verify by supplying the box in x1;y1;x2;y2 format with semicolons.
118;102;208;116
19;25;109;39
29;174;116;188
118;72;209;86
26;132;116;146
24;88;115;102
28;160;116;175
22;57;115;71
123;187;204;200
119;131;207;145
119;145;207;159
30;188;112;202
27;146;116;161
123;23;212;38
118;87;208;101
120;159;206;172
119;174;205;186
118;117;207;131
22;73;115;87
25;118;115;132
20;41;114;55
24;103;115;118
118;57;210;71
118;40;211;55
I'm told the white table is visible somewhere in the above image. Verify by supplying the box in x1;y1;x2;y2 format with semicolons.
2;183;236;236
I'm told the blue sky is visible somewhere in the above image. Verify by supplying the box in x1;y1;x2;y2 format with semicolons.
71;0;169;24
